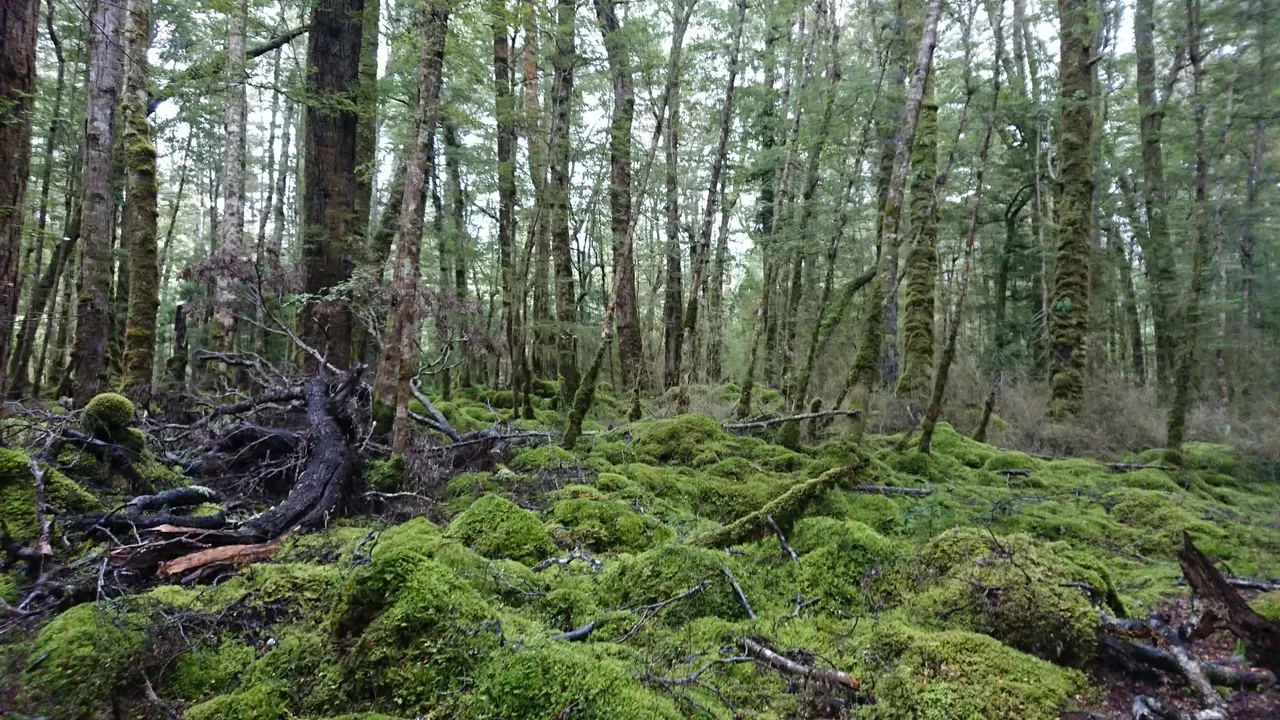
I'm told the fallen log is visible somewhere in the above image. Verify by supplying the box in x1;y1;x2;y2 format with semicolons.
68;511;230;536
126;486;219;512
550;621;596;642
1178;532;1280;675
723;409;861;432
1100;635;1275;690
694;464;868;549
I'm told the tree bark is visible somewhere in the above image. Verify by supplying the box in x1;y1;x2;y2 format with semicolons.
0;0;42;396
593;0;644;394
213;0;248;353
120;0;161;402
1046;0;1096;418
895;85;939;403
71;0;126;406
845;0;943;441
491;1;520;411
372;0;448;451
354;0;380;243
299;0;366;371
547;0;579;407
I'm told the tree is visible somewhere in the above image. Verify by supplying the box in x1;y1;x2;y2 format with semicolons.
71;0;126;406
373;0;449;450
212;0;248;353
548;0;579;408
1046;0;1096;418
0;0;42;395
491;0;522;412
299;0;366;371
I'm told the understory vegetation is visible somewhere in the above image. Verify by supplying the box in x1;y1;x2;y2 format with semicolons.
3;386;1278;719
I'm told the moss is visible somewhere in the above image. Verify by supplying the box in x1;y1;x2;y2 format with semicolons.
928;422;998;468
364;454;405;492
509;444;576;471
83;392;136;440
896;95;939;403
694;468;848;549
792;518;903;610
0;450;99;542
462;642;682;719
588;440;637;466
550;496;670;553
1251;591;1280;622
184;684;290;720
334;551;501;711
243;628;347;714
775;419;801;451
631;414;733;465
602;544;747;623
1106;488;1228;555
21;603;145;716
56;446;110;485
445;494;556;565
864;623;1085;720
705;455;764;482
276;525;377;564
1122;468;1182;492
145;581;247;612
164;638;256;702
534;587;599;631
244;562;343;612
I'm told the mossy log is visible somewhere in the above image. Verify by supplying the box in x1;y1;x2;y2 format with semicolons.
693;464;865;549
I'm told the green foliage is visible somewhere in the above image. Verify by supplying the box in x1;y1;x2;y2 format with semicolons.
445;493;556;564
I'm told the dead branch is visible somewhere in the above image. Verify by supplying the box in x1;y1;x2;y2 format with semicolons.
852;483;934;497
1099;635;1275;690
67;511;230;536
532;549;604;574
1226;577;1280;592
126;486;220;513
721;566;756;620
550;621;596;642
740;637;859;690
723;409;861;432
1178;532;1280;675
766;514;798;562
617;581;709;642
1147;614;1225;715
408;380;461;441
27;459;53;571
158;537;282;577
1130;695;1179;720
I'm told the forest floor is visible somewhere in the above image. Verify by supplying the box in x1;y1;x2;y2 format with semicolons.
2;382;1279;719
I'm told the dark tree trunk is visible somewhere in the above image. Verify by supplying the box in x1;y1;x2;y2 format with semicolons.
492;2;521;409
548;0;579;406
299;0;365;371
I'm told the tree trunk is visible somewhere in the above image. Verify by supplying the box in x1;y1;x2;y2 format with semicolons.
521;0;553;380
300;0;366;371
256;48;283;272
676;0;745;412
491;1;521;412
706;189;734;383
443;119;471;389
120;0;161;402
1134;0;1180;391
372;0;448;450
0;0;42;395
895;85;939;403
548;0;579;407
354;0;380;243
272;91;295;259
1045;0;1096;418
1116;227;1146;384
1165;0;1209;463
845;0;943;442
593;0;644;394
71;0;127;406
213;0;248;353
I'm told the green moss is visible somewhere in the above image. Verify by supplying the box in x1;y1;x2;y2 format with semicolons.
550;495;670;553
1251;591;1280;622
792;518;902;611
631;414;733;465
364;454;405;492
56;446;110;485
896;96;940;403
446;494;556;565
1122;468;1182;492
83;392;135;441
602;544;747;623
694;468;848;549
1106;488;1228;555
864;623;1085;720
510;444;576;471
928;422;998;468
164;638;256;702
461;642;683;719
775;419;801;451
534;587;599;631
184;684;289;720
245;562;343;612
0;450;99;542
21;603;145;716
334;551;501;711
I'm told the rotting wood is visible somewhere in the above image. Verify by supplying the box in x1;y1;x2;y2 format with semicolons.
158;537;282;576
1178;532;1280;675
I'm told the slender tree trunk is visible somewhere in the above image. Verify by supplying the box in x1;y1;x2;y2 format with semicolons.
272;92;294;259
0;0;42;394
1045;0;1096;418
895;85;939;403
300;0;366;371
443;120;471;389
256;48;283;270
120;0;160;402
707;190;734;383
593;0;644;393
354;0;380;242
676;0;746;412
1239;27;1269;396
491;2;522;411
548;0;579;407
844;0;943;442
23;0;66;328
10;214;78;400
521;0;553;380
158;137;191;292
372;0;448;450
918;6;1001;454
71;0;126;405
1116;227;1145;384
1166;0;1209;463
46;246;77;399
1135;0;1180;391
213;0;248;353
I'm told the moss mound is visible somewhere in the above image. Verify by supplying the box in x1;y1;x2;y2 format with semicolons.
445;493;555;564
83;392;136;441
631;414;733;465
550;495;671;553
0;448;100;542
602;544;748;623
21;603;145;716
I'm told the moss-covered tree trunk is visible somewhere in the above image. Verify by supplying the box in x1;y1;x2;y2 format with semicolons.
895;83;939;403
1165;0;1209;463
120;0;160;402
1046;0;1095;419
71;0;126;406
373;0;449;449
660;1;688;392
844;0;943;442
1115;226;1146;384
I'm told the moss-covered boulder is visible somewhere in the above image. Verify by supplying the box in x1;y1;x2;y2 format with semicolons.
864;623;1085;720
461;642;683;719
21;603;145;716
631;414;733;466
0;448;99;542
83;392;136;441
334;551;502;711
445;494;555;565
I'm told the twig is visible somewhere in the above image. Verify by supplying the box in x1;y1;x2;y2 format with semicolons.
532;549;604;574
141;671;180;720
616;581;708;643
721;566;756;620
740;637;859;690
550;621;595;642
766;514;798;563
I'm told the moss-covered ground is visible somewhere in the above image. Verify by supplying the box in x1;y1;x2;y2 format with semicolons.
4;389;1278;719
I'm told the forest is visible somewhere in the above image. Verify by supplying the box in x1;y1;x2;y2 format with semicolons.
1;0;1279;715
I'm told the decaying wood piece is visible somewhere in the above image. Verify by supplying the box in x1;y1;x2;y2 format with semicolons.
1178;532;1280;675
1101;629;1276;690
158;537;282;576
741;637;859;690
550;621;595;642
1148;614;1226;715
723;409;860;432
126;485;219;512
